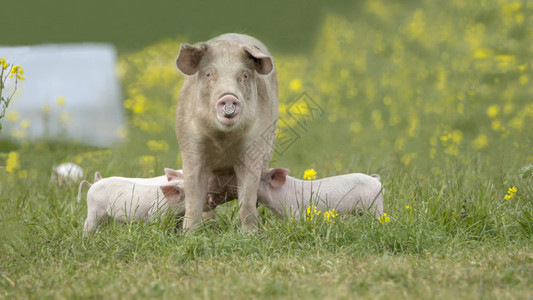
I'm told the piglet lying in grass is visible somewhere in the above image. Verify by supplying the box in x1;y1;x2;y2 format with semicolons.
78;168;186;234
258;168;384;218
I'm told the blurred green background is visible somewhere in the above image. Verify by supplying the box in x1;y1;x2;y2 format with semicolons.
1;0;361;54
1;0;532;178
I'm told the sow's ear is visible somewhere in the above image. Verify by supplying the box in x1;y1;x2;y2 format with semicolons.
269;168;290;188
243;45;274;75
176;43;208;75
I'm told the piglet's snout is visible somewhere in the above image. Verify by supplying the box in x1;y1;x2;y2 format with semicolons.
216;94;241;118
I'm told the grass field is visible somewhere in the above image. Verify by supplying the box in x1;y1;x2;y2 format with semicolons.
1;0;532;299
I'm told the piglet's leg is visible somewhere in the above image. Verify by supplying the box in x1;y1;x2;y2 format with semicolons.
83;209;106;235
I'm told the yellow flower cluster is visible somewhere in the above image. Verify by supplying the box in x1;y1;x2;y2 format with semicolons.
378;212;390;225
1;58;25;130
119;40;183;135
1;152;37;180
5;151;20;173
56;96;66;106
71;150;112;165
303;168;317;180
323;209;339;223
0;58;8;70
147;140;169;153
305;205;339;224
306;205;321;222
504;186;517;201
9;65;25;82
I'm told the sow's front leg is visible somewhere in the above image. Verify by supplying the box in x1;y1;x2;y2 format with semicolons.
182;156;210;231
235;164;261;232
235;142;271;232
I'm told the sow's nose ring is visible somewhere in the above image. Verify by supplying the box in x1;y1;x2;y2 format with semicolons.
223;104;236;115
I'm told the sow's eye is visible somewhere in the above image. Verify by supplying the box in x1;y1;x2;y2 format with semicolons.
204;69;215;80
240;71;250;81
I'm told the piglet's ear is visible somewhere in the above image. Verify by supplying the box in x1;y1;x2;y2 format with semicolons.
94;172;103;182
160;185;183;200
164;168;183;182
269;168;290;188
176;43;208;75
243;45;273;75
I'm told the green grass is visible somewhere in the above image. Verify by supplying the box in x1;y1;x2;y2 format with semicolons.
1;148;532;298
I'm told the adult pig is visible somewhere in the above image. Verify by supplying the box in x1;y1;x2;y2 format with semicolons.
175;33;278;231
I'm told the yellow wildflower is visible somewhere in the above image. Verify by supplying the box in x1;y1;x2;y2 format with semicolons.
0;57;8;70
306;205;322;222
508;117;524;130
491;120;502;131
9;65;24;82
472;134;489;150
401;152;417;166
289;78;303;92
394;138;407;152
429;136;438;146
451;130;463;143
440;133;451;143
73;155;83;165
5;151;20;173
147;140;169;153
378;212;390;224
405;205;412;210
7;111;19;122
56;96;66;106
474;48;492;59
323;209;339;223
20;119;31;129
303;168;317;180
504;186;517;200
486;105;499;118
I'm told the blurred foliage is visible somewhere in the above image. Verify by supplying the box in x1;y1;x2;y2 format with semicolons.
1;0;532;181
0;0;351;53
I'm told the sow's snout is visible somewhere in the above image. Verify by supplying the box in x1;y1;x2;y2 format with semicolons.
215;93;242;126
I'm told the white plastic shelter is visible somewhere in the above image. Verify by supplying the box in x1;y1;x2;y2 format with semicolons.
0;44;124;147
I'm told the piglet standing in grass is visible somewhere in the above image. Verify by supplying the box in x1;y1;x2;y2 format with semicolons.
79;169;185;234
52;162;84;186
257;169;384;218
